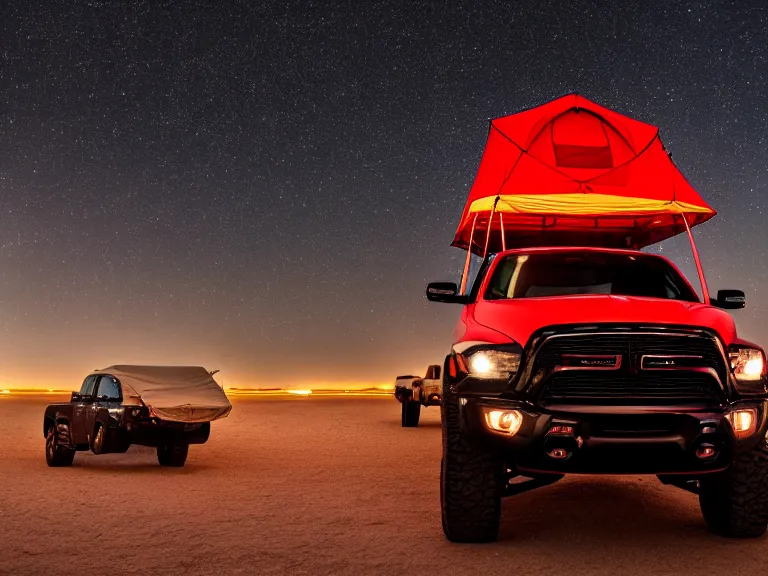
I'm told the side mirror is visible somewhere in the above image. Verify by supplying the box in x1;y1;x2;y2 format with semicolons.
426;282;469;304
70;392;82;402
713;289;746;309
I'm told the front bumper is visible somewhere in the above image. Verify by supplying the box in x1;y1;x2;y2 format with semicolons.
459;396;768;475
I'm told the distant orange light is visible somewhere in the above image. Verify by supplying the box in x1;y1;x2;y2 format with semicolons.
287;389;312;396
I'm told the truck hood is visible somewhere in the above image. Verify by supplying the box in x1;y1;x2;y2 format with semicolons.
470;295;738;347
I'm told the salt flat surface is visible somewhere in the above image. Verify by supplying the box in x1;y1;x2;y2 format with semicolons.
1;396;766;575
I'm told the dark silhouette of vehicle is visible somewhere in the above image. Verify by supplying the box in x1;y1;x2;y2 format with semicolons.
43;365;232;468
428;247;767;542
394;364;442;426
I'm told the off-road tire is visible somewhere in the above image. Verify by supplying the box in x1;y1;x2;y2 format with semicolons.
157;444;189;467
699;444;768;537
402;399;421;427
46;422;76;467
440;383;503;543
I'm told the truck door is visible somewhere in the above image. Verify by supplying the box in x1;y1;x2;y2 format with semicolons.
86;375;122;445
71;375;97;445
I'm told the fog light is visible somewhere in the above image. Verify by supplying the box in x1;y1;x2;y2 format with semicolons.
484;409;522;435
726;408;757;438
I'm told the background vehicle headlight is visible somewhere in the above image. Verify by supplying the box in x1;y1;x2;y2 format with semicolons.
464;349;521;379
729;347;766;382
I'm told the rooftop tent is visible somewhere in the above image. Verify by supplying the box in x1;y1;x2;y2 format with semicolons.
453;94;715;254
452;94;716;301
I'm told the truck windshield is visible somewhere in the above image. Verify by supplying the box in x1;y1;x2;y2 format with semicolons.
484;252;699;302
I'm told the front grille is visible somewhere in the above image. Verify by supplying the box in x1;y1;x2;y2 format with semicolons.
534;331;726;405
542;372;720;403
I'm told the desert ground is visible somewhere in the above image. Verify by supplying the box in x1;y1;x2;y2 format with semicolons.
2;396;768;575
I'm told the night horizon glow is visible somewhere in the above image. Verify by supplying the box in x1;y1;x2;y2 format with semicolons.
2;2;766;391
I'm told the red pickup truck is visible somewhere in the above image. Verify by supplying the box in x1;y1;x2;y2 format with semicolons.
429;247;766;542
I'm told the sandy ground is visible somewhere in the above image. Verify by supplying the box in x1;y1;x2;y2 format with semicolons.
2;396;768;575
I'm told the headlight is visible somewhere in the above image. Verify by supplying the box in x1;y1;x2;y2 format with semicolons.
729;346;766;383
461;346;521;379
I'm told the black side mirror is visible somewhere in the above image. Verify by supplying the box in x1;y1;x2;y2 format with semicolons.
713;289;746;309
426;282;469;304
71;392;82;402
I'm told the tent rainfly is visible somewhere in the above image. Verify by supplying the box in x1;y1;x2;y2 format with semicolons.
453;93;716;302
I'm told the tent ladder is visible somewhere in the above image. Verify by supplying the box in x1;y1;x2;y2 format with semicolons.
483;197;499;258
460;214;478;294
681;213;710;304
499;212;506;251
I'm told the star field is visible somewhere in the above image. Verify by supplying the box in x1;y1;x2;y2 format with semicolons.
1;1;767;388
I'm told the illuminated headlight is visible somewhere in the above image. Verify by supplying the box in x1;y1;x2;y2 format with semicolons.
728;347;766;382
464;349;521;379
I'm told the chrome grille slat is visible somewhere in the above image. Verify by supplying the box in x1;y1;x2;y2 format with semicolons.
534;331;726;405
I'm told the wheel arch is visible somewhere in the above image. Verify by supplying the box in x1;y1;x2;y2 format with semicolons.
44;413;70;436
43;416;55;437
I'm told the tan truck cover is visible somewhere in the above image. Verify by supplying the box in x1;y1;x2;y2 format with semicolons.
95;365;232;423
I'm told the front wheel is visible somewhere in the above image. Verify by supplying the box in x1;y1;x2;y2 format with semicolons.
440;387;503;542
699;444;768;537
46;423;76;467
91;423;104;455
157;444;189;467
401;399;421;427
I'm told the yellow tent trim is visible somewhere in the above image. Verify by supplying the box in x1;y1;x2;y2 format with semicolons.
468;194;714;217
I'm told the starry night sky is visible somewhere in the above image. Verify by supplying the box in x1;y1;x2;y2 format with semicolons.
2;1;767;389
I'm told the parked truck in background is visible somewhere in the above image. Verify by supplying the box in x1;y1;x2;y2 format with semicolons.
394;364;442;426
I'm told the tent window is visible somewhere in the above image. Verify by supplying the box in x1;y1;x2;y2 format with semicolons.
553;144;613;168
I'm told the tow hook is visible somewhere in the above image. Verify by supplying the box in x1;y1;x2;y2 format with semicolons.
544;423;581;461
695;443;717;459
547;448;568;459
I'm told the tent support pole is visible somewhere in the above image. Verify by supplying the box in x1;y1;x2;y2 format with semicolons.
682;213;710;304
460;214;478;295
499;212;506;251
483;198;499;258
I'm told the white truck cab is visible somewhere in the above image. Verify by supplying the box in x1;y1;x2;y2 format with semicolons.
394;364;442;426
